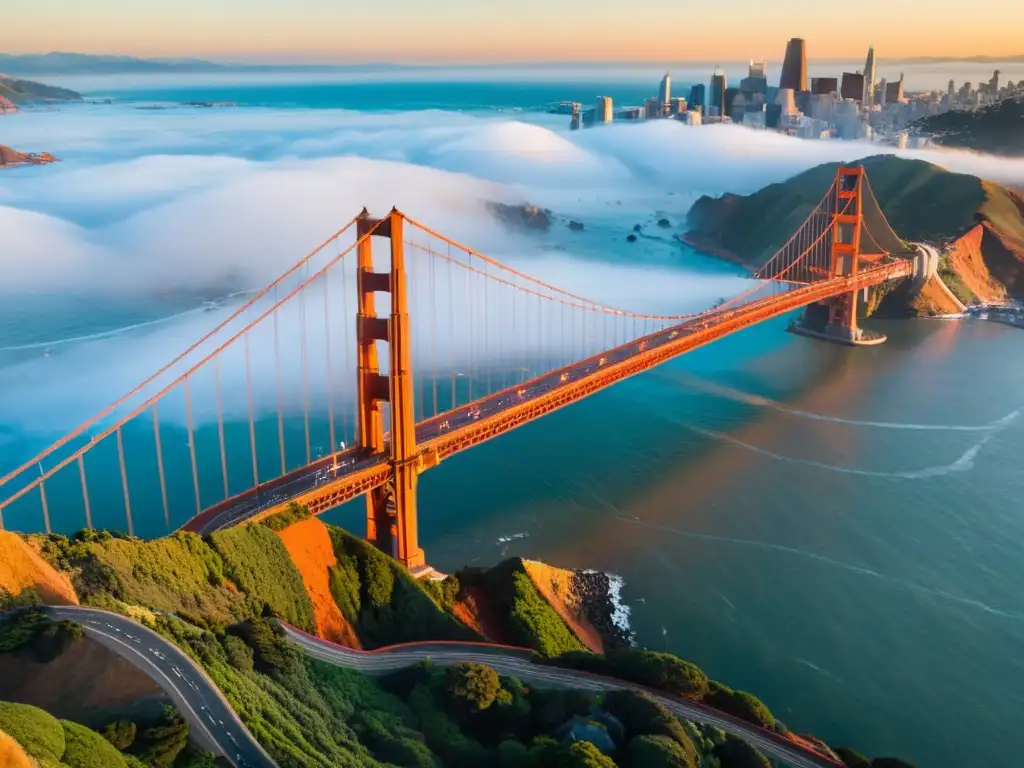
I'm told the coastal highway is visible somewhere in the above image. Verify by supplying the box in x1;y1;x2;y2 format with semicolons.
44;606;275;768
39;606;841;768
280;624;845;768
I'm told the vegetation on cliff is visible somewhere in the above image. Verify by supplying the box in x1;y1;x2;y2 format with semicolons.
0;698;219;768
0;74;81;104
685;154;1024;304
1;514;915;767
913;97;1024;156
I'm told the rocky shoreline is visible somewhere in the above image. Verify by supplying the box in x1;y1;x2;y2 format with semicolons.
571;569;634;650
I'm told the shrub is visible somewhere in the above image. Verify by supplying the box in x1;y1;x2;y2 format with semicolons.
626;734;699;768
544;648;710;699
715;734;771;768
228;617;300;677
61;720;129;768
328;557;361;624
208;524;316;632
602;690;698;762
705;685;774;730
259;502;311;532
100;719;137;750
444;662;503;713
220;634;254;673
133;707;188;767
0;701;65;763
836;747;872;768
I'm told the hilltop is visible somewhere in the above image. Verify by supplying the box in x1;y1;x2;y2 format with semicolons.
913;97;1024;156
0;74;81;104
685;155;1024;314
0;509;916;768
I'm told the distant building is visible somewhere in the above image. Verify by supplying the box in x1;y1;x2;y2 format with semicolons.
863;46;877;107
840;72;866;102
725;87;741;119
780;38;808;92
989;69;1000;95
748;59;767;79
644;97;662;119
689;84;706;111
947;79;955;99
878;78;888;107
710;68;727;119
596;96;613;124
684;110;703;126
885;74;904;104
669;97;688;115
658;73;671;107
811;77;838;95
809;93;837;125
775;88;798;115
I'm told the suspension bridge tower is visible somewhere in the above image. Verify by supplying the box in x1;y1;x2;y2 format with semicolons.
356;209;427;571
794;165;888;346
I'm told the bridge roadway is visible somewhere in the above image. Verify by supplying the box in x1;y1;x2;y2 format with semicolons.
186;260;911;536
40;606;841;768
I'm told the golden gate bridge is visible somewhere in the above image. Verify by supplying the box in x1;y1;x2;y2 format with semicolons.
0;166;913;570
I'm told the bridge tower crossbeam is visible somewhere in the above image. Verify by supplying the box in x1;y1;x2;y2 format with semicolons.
356;210;426;570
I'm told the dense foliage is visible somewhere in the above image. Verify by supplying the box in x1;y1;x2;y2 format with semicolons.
325;526;476;647
0;611;82;661
543;648;709;699
0;700;216;768
461;558;587;656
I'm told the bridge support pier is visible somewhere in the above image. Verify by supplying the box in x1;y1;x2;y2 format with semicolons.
356;210;426;570
790;166;887;347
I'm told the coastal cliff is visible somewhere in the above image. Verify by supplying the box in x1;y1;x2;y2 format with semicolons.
0;74;81;105
686;155;1024;316
0;146;58;168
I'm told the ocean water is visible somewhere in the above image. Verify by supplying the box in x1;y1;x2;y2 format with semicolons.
2;72;1024;767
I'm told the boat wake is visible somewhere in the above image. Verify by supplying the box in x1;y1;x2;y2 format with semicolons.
620;517;1024;622
658;371;1019;432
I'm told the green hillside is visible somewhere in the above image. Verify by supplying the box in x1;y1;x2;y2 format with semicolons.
686;155;987;268
0;75;81;104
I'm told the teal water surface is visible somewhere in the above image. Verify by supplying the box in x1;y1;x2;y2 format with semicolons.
2;76;1022;767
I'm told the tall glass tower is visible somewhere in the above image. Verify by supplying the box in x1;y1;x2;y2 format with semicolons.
779;38;807;92
863;46;876;106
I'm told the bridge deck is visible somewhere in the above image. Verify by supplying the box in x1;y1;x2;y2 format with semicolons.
185;261;910;535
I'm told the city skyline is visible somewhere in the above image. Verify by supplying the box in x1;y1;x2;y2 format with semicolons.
5;0;1024;63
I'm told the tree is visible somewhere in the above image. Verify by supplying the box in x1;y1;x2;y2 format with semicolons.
714;734;771;768
445;662;502;713
602;690;697;761
835;746;872;768
135;709;188;767
626;734;699;768
706;687;775;730
100;720;137;750
562;741;617;768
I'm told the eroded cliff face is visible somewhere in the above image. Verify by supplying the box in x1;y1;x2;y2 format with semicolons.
947;224;1009;302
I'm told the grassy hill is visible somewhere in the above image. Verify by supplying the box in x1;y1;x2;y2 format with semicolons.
0;75;81;104
0;511;916;767
913;97;1024;156
685;154;1024;301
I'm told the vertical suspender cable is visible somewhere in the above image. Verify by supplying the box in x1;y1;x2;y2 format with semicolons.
245;334;259;486
116;426;134;536
78;455;93;531
429;239;438;418
215;354;229;498
466;253;473;402
323;265;337;454
300;289;311;465
341;256;351;448
39;482;51;535
273;306;286;475
449;242;456;410
184;378;200;517
152;404;170;532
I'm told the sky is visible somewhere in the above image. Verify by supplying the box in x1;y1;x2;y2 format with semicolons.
6;0;1024;64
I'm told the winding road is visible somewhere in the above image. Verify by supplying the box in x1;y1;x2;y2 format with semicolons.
42;605;842;768
44;606;274;768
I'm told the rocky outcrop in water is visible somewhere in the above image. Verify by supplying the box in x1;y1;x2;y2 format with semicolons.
487;202;551;231
571;570;633;650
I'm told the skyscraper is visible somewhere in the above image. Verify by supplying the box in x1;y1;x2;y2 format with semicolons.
990;70;1001;95
840;72;866;102
710;67;727;117
658;73;671;106
885;74;904;104
596;96;613;124
748;59;767;79
948;79;955;99
689;84;706;111
779;38;807;92
863;46;876;107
